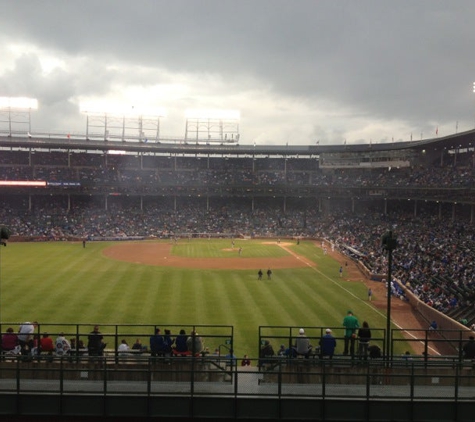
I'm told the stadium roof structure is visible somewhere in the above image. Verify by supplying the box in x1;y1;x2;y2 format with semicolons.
0;129;474;157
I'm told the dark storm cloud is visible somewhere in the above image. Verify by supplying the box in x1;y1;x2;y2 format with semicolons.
1;0;475;143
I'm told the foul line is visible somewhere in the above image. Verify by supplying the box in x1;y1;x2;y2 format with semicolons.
279;244;441;356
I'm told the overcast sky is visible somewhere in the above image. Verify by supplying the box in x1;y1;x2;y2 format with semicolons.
1;0;475;145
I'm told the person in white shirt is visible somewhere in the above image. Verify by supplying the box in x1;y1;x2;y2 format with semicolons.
118;339;130;356
18;321;38;355
55;333;71;356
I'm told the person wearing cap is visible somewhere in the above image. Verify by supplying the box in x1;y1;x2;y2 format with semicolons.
343;310;359;357
293;328;312;358
186;330;204;356
319;329;336;359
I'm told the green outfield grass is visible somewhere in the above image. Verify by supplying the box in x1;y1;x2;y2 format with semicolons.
0;239;409;357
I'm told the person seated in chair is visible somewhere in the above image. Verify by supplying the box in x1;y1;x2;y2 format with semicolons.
87;325;105;357
173;329;190;356
186;331;204;356
2;328;19;355
259;340;275;368
39;332;54;358
319;329;336;359
55;333;71;357
131;338;147;354
150;328;166;357
293;328;312;358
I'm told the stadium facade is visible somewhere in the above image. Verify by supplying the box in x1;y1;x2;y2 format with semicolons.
0;128;474;421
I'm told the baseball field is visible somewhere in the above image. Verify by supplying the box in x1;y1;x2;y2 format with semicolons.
0;238;415;357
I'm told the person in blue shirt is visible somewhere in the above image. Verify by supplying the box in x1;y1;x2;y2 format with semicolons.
319;328;337;359
150;328;166;357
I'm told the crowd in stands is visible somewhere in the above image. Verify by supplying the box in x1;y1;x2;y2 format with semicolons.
0;150;473;191
0;149;475;326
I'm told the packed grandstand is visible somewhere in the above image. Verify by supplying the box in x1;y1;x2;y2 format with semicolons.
0;129;474;330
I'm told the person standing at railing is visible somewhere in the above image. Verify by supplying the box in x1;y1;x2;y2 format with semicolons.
150;328;166;357
357;321;371;360
343;311;359;357
463;336;475;360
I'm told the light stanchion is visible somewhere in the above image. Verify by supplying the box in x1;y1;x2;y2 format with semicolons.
381;230;398;362
0;227;10;324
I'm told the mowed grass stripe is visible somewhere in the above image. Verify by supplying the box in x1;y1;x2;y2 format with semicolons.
208;270;278;355
0;240;412;357
172;239;288;259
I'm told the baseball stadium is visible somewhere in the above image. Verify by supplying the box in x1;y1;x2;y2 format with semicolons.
0;105;474;421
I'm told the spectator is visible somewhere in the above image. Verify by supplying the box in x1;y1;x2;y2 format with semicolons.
39;332;55;357
150;328;166;357
343;311;359;357
241;354;251;366
186;331;204;356
259;340;275;368
293;328;312;358
18;321;38;356
163;329;174;357
118;339;130;356
132;338;147;353
319;329;336;359
55;332;71;357
2;328;19;354
357;321;371;360
174;329;189;355
368;345;382;359
463;336;475;359
87;325;105;357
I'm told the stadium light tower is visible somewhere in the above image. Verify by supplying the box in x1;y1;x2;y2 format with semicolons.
0;97;38;137
184;109;240;144
0;227;10;323
381;230;397;361
79;103;166;142
473;82;475;128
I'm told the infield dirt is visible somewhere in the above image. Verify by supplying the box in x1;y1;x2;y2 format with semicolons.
103;240;438;355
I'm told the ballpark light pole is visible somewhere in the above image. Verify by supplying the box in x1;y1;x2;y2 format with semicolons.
0;227;10;324
382;230;397;362
473;82;475;128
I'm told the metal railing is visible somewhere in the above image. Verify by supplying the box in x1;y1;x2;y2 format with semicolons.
0;355;474;401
